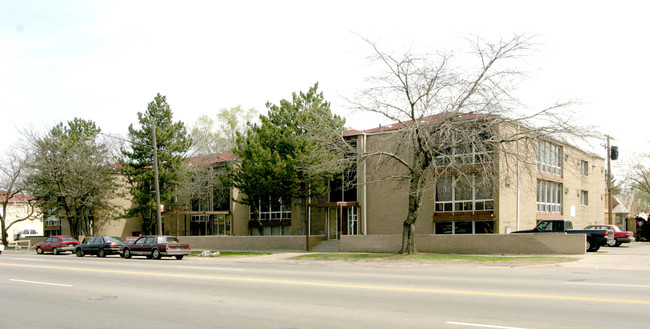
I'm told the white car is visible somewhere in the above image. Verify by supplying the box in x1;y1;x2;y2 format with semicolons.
0;241;4;255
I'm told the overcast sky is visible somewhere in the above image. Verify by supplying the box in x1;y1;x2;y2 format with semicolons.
1;0;647;171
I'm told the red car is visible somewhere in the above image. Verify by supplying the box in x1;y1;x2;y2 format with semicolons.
35;235;80;255
120;235;191;260
585;225;635;247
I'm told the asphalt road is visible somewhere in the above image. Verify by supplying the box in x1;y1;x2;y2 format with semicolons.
2;244;650;329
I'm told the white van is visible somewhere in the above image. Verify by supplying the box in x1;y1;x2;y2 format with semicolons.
14;228;40;240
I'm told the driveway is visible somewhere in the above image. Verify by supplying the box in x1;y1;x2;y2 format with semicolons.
562;241;650;270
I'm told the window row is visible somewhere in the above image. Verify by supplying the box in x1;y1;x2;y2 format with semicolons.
434;220;494;234
250;197;292;221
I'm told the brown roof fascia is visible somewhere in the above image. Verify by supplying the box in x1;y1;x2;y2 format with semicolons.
359;112;488;135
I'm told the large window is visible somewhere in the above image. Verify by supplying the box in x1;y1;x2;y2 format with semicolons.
249;196;292;236
537;180;562;213
251;197;291;221
435;132;493;166
190;214;231;236
435;175;494;213
330;139;358;202
537;140;562;176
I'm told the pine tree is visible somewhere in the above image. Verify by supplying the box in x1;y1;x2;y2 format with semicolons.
121;93;191;234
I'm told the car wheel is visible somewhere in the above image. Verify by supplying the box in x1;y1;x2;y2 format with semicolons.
607;239;617;247
36;247;43;254
123;248;132;259
97;248;106;258
152;249;161;260
75;248;84;257
52;247;59;255
585;239;591;252
175;255;184;260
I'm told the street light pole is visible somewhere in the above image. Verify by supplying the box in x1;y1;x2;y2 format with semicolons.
151;121;163;235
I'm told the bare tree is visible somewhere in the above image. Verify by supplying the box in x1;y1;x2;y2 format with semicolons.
624;155;650;212
190;106;258;155
0;141;38;245
351;35;596;254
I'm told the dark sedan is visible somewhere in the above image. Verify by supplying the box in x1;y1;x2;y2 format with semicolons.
120;236;191;260
75;236;125;257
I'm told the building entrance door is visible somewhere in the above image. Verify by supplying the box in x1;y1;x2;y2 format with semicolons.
328;206;359;240
328;208;339;240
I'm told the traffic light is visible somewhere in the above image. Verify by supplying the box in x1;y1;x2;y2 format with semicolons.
610;146;619;160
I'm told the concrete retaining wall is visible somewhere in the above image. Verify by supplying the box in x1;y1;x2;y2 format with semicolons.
178;235;326;251
341;234;586;255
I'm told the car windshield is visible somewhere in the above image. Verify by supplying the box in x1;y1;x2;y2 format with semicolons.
60;236;76;242
159;237;179;243
106;236;124;243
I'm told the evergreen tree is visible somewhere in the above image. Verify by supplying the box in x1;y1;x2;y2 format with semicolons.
231;83;346;234
121;93;191;234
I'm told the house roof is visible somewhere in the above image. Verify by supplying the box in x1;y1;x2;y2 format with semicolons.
613;194;635;214
187;152;239;166
0;190;33;203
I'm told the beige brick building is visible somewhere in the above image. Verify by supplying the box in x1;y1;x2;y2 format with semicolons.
58;117;606;243
332;122;606;238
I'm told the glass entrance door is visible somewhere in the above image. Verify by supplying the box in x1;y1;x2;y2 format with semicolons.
329;206;359;240
328;208;339;240
347;207;358;235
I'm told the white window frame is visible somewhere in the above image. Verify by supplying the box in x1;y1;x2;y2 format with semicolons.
435;175;494;213
537;180;562;213
537;140;562;176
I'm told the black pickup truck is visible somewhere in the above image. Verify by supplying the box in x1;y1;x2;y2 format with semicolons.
514;220;614;252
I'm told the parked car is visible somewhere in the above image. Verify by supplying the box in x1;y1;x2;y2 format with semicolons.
14;227;40;241
585;224;635;247
0;240;4;255
513;219;614;252
120;236;190;260
35;235;79;255
75;236;125;257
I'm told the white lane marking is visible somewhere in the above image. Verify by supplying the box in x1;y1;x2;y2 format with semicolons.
177;266;244;271
564;282;650;288
446;322;527;329
11;258;45;261
10;279;73;287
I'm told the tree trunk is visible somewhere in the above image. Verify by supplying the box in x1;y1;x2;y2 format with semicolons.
399;222;416;254
399;171;423;254
1;218;7;246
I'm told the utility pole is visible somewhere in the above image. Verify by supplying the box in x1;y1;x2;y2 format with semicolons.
606;135;613;225
152;121;163;235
